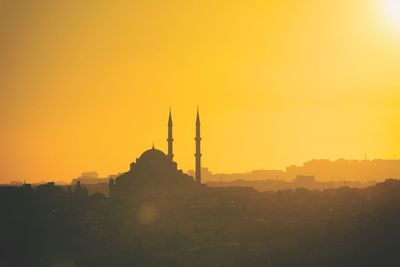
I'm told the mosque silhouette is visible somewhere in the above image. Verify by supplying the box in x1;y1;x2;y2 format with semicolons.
109;109;203;199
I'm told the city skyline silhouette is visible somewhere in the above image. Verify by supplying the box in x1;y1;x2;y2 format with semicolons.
2;2;400;266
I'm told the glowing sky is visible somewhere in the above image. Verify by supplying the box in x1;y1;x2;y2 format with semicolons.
1;0;400;182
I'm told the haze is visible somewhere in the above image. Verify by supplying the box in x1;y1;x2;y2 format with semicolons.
1;0;400;182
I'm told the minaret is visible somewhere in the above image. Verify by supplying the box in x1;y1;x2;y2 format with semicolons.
195;108;201;184
167;108;173;161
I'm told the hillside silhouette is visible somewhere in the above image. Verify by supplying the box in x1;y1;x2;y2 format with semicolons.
2;180;400;267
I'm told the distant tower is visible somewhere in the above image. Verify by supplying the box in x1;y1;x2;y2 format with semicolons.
195;108;202;184
167;108;174;161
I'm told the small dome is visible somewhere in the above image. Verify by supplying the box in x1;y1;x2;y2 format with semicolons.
139;147;167;161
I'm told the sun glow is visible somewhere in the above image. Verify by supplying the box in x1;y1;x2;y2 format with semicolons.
1;1;400;182
383;0;400;30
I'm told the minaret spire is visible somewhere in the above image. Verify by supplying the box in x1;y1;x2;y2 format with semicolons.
167;107;174;161
195;107;201;184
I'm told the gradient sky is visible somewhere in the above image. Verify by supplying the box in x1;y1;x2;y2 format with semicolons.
1;0;400;183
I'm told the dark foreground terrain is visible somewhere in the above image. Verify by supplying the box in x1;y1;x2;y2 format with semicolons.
1;180;400;267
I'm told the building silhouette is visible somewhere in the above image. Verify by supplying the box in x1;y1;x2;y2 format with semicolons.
195;108;201;184
110;109;202;199
167;108;173;161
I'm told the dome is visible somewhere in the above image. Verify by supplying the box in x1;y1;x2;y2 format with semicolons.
114;145;195;191
139;147;168;162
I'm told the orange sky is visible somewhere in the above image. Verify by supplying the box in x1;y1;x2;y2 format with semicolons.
1;0;400;183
